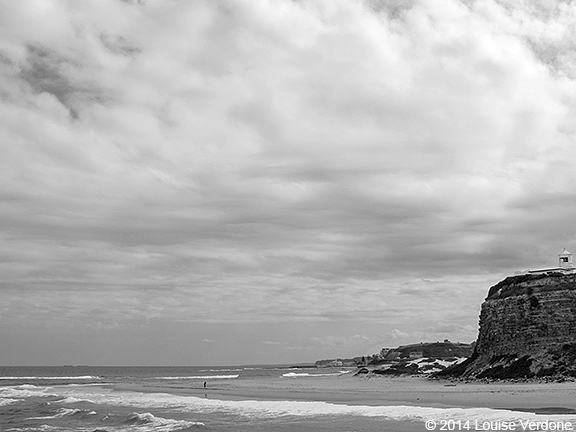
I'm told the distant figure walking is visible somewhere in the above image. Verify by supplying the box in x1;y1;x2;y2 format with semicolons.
203;381;207;389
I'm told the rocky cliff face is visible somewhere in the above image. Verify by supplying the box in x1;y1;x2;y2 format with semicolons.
444;272;576;379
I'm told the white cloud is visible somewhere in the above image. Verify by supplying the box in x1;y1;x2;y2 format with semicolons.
309;334;372;349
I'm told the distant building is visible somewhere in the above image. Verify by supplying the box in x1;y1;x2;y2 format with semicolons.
408;351;423;359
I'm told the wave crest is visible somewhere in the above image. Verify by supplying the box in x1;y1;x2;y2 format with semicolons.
28;408;97;420
157;375;239;380
0;376;100;380
282;371;350;377
122;412;205;430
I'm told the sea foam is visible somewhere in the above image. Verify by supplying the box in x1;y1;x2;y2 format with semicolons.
0;397;19;406
59;396;96;404
0;385;53;398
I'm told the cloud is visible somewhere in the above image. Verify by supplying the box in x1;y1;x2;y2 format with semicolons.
389;328;412;341
308;334;372;349
2;0;576;363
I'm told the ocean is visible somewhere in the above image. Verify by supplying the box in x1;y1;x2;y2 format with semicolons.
1;366;575;432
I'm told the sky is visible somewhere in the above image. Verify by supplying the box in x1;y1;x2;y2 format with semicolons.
2;0;576;366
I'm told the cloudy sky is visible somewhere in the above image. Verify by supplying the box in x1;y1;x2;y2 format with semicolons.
1;0;576;366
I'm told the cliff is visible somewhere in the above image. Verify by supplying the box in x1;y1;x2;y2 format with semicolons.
442;272;576;379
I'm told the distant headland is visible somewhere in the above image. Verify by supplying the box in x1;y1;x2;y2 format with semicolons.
315;340;474;375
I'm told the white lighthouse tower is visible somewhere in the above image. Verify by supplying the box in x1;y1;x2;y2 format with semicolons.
558;248;574;269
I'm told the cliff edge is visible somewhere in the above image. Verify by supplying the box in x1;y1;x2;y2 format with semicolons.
442;272;576;379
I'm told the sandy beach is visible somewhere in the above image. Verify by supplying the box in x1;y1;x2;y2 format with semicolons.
114;373;576;413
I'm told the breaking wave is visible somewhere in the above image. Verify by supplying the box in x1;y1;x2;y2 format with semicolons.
282;371;351;377
0;397;19;406
156;375;239;380
28;407;98;420
120;411;205;430
0;376;100;380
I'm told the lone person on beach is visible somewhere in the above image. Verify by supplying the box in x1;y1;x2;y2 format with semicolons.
203;381;207;389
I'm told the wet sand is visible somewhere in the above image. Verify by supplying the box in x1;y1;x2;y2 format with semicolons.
113;374;576;413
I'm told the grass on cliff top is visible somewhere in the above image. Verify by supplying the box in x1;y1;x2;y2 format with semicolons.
486;272;569;299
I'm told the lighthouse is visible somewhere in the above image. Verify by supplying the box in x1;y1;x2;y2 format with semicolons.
523;248;576;275
558;248;574;269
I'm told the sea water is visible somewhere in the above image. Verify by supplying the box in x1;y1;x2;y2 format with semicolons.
1;366;575;432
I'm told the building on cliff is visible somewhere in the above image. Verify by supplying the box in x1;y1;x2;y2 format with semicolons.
517;248;576;275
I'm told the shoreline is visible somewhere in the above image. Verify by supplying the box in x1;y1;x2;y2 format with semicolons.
107;374;576;414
